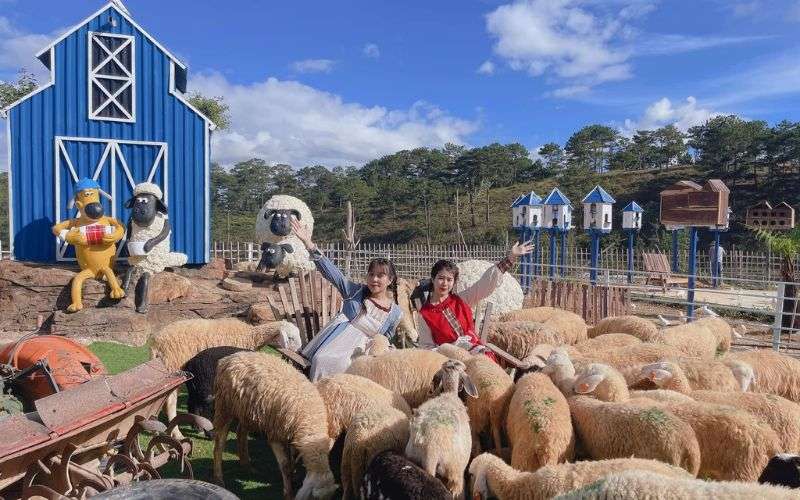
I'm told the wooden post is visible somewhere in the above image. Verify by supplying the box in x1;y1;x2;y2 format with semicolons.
342;201;360;278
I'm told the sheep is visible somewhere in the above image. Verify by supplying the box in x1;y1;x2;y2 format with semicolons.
542;347;578;396
212;351;336;500
315;373;411;440
725;358;757;391
566;394;701;475
692;316;734;354
182;346;249;422
151;318;301;438
587;315;659;342
654;321;719;358
760;454;800;489
506;372;574;472
346;348;449;408
350;335;392;360
395;278;420;343
572;333;642;355
556;470;800;499
725;349;800;402
405;360;477;499
254;195;315;278
644;361;800;453
255;241;294;274
572;363;692;405
486;321;569;360
360;450;451;500
498;307;588;345
341;405;409;500
454;259;525;324
469;453;692;500
434;343;515;454
576;343;685;374
639;359;748;393
625;362;783;481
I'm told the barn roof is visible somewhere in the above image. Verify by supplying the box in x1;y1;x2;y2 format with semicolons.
582;185;616;204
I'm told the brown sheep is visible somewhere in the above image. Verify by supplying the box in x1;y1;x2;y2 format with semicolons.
587;315;659;342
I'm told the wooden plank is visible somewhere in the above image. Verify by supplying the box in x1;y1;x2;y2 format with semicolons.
479;303;494;343
288;279;309;345
310;271;320;334
267;295;285;320
297;272;315;339
278;285;300;336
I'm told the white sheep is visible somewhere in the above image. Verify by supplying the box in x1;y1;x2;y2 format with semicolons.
212;351;336;500
125;182;187;275
405;360;477;499
453;259;524;324
571;363;690;405
255;194;316;278
542;347;579;396
725;349;800;402
150;317;300;438
469;453;693;500
587;315;659;342
556;470;799;499
572;333;642;354
486;321;569;360
644;361;800;453
654;321;720;359
506;372;574;471
346;348;449;408
498;307;588;345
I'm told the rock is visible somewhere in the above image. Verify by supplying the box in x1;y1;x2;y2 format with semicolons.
50;308;153;346
149;273;192;304
234;270;269;283
247;303;278;324
173;258;226;281
234;261;257;272
220;277;252;292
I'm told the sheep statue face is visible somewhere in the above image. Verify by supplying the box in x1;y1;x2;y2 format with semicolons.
266;209;301;237
256;242;294;273
255;195;315;244
127;191;167;227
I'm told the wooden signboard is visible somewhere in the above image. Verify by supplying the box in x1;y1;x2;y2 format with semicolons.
746;201;795;230
659;179;730;228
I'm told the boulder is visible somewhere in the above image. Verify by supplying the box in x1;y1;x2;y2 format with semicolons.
220;277;252;292
148;273;192;304
247;303;278;324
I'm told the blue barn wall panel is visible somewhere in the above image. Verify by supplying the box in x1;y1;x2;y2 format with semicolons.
6;2;211;264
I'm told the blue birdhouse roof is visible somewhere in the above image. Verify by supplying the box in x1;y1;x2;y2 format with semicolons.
623;201;644;212
510;195;524;208
582;185;616;204
519;191;542;206
543;188;571;206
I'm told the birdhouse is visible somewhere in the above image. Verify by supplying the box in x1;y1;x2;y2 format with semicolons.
622;201;644;231
510;195;525;230
746;201;795;230
659;179;730;228
582;186;615;232
543;188;572;231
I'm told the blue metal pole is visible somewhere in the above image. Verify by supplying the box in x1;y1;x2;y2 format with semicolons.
549;229;557;279
533;229;541;277
687;227;698;321
560;231;568;277
589;231;599;285
712;230;721;289
671;229;680;273
627;230;635;284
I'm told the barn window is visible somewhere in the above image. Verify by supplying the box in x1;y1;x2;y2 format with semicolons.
88;32;135;122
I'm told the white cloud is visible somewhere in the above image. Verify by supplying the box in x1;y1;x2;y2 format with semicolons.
477;60;495;75
362;43;380;59
485;1;766;96
289;59;336;74
706;49;800;107
0;17;55;82
621;96;721;135
190;72;478;167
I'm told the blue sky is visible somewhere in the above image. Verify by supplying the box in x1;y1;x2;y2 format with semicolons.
1;0;799;168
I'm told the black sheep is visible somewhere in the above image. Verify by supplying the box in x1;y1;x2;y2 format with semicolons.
182;346;250;422
360;450;451;500
255;241;294;273
759;454;800;488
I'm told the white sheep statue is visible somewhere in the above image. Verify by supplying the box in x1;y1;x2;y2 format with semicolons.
454;260;524;325
254;194;315;278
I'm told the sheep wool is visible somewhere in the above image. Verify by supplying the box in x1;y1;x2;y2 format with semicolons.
506;373;574;472
487;321;565;360
212;352;336;499
454;259;524;324
655;322;719;359
725;349;800;403
587;315;659;342
691;316;733;354
315;373;411;440
572;333;642;355
341;405;409;500
346;348;449;408
463;351;515;454
498;307;588;345
555;470;800;500
126;212;187;274
255;195;315;243
361;450;451;500
469;453;692;500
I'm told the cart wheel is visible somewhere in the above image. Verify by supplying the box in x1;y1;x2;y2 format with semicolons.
145;435;194;480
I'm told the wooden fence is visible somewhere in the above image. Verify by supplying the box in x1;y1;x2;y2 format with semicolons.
522;279;630;324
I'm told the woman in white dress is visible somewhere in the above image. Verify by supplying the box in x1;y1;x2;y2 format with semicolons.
291;218;403;381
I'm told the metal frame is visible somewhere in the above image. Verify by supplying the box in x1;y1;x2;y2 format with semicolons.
88;31;136;123
53;136;168;262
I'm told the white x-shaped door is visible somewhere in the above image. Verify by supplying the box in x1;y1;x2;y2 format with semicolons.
88;31;135;122
54;136;168;261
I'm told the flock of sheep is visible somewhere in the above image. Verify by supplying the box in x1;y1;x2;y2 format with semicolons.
147;306;800;499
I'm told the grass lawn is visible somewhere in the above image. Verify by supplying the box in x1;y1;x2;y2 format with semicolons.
88;342;286;499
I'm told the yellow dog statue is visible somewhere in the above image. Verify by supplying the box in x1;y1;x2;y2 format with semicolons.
51;178;126;312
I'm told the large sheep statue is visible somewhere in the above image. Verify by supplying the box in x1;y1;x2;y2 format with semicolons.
455;259;524;325
254;195;315;278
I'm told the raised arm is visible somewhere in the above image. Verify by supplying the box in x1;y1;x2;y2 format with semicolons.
459;240;533;306
291;217;362;299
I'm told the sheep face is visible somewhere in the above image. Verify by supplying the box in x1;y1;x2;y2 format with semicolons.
296;470;338;500
265;209;301;237
573;370;606;395
542;348;571;375
125;193;166;227
728;361;756;392
256;242;294;272
467;456;492;500
642;362;675;387
430;360;478;399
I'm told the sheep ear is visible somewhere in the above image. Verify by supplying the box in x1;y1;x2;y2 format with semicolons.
156;198;168;214
574;374;604;394
461;373;479;398
430;370;443;395
281;243;294;254
290;209;301;221
124;197;135;209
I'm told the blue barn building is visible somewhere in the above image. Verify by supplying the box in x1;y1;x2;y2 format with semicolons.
2;0;214;264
